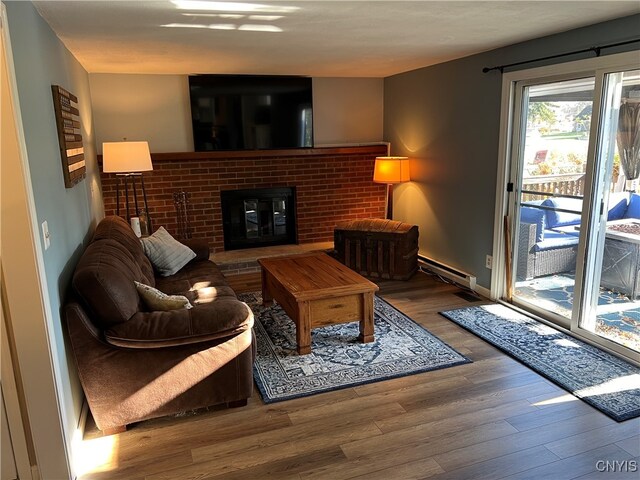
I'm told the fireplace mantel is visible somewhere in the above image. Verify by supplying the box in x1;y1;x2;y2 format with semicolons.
149;145;387;162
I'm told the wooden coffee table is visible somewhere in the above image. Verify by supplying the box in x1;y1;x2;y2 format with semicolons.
258;252;379;355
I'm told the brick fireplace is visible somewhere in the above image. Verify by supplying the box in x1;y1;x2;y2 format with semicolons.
100;145;387;253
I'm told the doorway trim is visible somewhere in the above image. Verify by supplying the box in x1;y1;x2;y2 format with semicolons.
491;50;640;364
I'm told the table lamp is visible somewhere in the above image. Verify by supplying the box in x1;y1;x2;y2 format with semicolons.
373;156;410;219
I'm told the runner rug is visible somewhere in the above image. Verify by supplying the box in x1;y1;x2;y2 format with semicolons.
239;292;470;404
440;304;640;422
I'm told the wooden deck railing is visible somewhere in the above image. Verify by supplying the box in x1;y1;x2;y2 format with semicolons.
522;173;585;201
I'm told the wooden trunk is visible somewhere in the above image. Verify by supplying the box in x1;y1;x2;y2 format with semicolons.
334;219;419;280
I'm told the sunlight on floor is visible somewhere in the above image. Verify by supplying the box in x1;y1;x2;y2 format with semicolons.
74;433;119;476
575;374;640;397
533;393;579;406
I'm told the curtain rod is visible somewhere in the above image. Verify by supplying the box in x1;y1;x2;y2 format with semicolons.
482;38;640;74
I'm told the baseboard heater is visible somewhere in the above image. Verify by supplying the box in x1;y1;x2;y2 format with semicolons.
418;254;477;290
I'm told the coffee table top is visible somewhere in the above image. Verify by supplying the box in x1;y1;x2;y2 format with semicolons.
258;252;379;301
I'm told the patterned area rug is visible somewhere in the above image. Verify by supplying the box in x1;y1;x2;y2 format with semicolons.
239;292;470;404
441;304;640;422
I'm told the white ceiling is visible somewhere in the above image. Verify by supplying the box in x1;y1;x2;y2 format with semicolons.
33;1;640;77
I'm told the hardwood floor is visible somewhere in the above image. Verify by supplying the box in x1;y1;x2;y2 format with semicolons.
79;272;639;480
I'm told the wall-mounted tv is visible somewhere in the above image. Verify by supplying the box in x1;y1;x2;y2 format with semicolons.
189;75;313;151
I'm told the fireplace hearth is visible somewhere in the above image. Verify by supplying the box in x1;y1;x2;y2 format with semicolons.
221;187;297;250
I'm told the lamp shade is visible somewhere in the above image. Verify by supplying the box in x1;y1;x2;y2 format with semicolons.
373;156;410;184
103;141;153;173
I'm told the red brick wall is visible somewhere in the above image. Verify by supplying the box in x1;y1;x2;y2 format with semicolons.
100;145;387;253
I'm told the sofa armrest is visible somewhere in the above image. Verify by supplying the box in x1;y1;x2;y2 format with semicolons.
180;238;210;262
104;299;253;349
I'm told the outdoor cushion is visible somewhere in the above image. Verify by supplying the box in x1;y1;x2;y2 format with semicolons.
607;192;629;221
520;206;546;243
541;197;583;228
624;193;640;219
533;231;579;252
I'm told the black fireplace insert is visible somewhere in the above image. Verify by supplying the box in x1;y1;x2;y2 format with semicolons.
220;187;297;250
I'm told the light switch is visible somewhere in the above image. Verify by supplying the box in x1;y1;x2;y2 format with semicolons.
42;220;51;250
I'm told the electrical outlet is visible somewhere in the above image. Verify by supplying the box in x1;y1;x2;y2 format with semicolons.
485;254;493;269
42;221;51;250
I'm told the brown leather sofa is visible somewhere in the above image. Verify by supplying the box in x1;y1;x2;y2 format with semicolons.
65;216;255;435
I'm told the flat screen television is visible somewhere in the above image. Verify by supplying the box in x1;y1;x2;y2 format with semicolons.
189;75;313;151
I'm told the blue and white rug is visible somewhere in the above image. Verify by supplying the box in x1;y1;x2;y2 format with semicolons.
239;292;471;404
441;304;640;422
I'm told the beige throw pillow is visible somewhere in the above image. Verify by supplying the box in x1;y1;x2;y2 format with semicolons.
135;281;193;311
141;226;196;276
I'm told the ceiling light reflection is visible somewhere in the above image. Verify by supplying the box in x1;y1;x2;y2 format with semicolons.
172;1;298;13
238;24;282;32
162;23;209;29
248;15;283;21
162;23;237;30
182;13;245;19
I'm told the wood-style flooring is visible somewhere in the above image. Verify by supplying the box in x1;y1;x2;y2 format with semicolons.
80;272;640;480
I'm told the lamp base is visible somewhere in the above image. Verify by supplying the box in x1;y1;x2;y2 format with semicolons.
115;173;152;232
386;184;394;220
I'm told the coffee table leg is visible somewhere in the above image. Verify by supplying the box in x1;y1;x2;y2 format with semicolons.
358;291;375;343
296;301;312;355
261;269;273;306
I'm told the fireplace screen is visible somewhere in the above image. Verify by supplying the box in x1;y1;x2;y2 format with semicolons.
221;187;296;250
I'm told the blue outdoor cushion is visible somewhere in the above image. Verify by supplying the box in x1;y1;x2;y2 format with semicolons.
607;192;628;221
533;231;580;252
624;193;640;219
520;206;546;243
541;197;582;228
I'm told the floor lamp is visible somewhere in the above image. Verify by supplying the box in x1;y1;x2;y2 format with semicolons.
103;141;153;233
373;156;410;219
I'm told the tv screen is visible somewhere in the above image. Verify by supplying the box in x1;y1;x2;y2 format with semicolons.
189;75;313;151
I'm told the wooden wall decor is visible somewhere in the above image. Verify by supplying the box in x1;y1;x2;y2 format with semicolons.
51;85;85;188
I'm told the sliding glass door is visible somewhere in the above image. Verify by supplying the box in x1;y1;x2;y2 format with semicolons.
577;69;640;352
504;57;640;360
511;77;595;327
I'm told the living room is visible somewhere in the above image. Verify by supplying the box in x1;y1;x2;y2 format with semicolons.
2;2;640;479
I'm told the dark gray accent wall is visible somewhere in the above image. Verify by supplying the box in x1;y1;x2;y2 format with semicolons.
384;14;640;289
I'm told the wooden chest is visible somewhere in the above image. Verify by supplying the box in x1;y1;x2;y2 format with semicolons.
334;219;419;280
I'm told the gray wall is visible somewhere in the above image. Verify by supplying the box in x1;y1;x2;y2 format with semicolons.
89;74;384;153
384;14;640;289
5;0;103;474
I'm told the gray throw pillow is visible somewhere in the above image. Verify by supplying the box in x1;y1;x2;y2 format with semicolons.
140;226;196;276
135;281;193;311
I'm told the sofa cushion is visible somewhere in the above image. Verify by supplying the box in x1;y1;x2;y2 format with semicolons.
520;206;546;243
104;299;254;348
607;192;629;221
541;197;583;228
73;238;146;328
155;260;238;305
533;231;580;252
141;227;196;276
92;215;156;286
135;281;193;311
624;193;640;220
